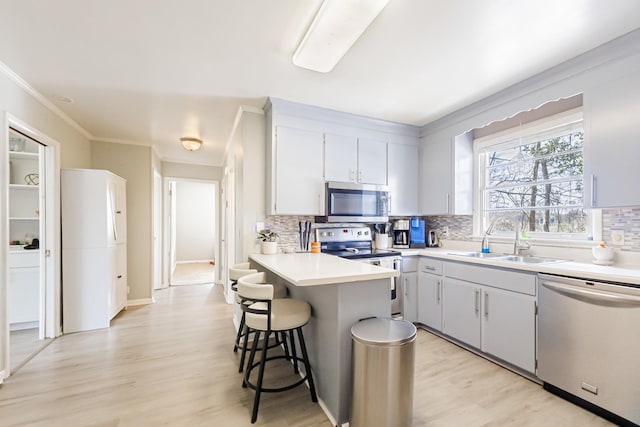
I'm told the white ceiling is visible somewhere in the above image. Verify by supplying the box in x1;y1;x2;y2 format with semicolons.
1;0;639;166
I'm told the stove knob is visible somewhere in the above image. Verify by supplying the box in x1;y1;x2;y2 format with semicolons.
320;231;327;237
328;232;334;237
364;230;369;236
357;231;362;236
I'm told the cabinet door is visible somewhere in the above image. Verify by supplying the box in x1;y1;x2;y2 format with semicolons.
387;143;419;216
9;267;40;325
357;138;387;185
275;126;325;215
418;271;442;331
115;243;128;314
442;277;481;348
324;133;358;182
402;272;418;323
481;287;536;373
421;137;452;215
584;72;640;208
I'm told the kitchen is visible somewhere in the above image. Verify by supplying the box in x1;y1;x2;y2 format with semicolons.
1;1;640;426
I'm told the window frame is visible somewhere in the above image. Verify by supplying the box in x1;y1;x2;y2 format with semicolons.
473;107;601;243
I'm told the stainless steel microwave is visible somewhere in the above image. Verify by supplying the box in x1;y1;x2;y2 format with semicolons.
325;181;389;223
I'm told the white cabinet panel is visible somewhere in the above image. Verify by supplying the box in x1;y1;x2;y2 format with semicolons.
388;143;419;216
584;72;640;208
481;286;536;372
62;169;128;333
418;270;442;331
402;271;418;323
324;133;358;182
357;137;387;185
8;266;39;325
442;277;481;348
421;132;473;215
274;126;324;215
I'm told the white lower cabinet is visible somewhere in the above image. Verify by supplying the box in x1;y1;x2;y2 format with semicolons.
442;277;480;347
440;261;537;373
417;258;443;331
401;257;418;322
481;286;536;373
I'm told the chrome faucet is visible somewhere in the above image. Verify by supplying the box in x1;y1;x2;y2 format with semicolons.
513;221;530;255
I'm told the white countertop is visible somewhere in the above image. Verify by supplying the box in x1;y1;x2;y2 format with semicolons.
249;252;399;286
404;248;640;285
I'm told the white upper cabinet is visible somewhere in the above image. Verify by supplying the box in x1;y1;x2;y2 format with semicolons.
388;143;419;215
273;125;325;215
324;134;388;185
584;71;640;208
324;133;358;182
421;132;473;215
357;137;387;185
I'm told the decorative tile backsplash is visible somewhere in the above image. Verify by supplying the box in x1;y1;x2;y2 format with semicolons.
265;215;315;252
425;215;473;241
602;208;640;252
267;207;640;253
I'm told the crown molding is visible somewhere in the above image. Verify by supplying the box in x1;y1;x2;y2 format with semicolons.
91;136;153;147
0;59;93;140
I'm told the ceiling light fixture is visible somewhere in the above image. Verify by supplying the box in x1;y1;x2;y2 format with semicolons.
293;0;390;73
180;137;203;151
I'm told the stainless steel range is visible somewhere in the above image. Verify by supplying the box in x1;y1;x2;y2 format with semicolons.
316;226;402;316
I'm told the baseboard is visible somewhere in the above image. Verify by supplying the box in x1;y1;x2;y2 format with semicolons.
127;297;155;306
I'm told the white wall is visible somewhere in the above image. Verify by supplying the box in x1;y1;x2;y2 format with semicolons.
175;181;216;262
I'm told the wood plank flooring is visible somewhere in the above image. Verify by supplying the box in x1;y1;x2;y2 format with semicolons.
0;283;613;426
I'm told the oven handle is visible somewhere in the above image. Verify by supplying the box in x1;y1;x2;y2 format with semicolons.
542;281;640;307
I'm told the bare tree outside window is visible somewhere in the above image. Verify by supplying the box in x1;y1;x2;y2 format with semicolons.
482;128;586;236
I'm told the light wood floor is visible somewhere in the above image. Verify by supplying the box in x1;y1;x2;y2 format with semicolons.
171;261;216;286
9;327;53;375
0;284;613;426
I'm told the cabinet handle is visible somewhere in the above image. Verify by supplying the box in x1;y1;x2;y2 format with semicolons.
422;266;436;272
358;170;363;182
404;277;408;296
484;291;489;318
590;174;597;207
475;289;480;315
437;279;441;302
446;193;450;214
388;195;392;214
117;275;123;279
116;210;122;214
350;169;355;182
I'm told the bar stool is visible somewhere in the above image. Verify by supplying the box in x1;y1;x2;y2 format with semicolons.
238;273;317;424
231;269;288;372
230;262;257;353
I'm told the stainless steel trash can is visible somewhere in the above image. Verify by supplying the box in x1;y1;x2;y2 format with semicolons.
350;317;417;427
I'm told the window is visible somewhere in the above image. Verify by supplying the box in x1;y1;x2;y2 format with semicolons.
475;109;593;240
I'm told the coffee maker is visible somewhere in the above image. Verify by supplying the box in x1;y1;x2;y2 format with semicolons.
392;219;410;248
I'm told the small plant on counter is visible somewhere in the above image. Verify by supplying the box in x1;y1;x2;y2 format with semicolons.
257;229;279;242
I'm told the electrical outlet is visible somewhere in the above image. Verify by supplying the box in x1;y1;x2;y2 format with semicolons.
611;230;625;246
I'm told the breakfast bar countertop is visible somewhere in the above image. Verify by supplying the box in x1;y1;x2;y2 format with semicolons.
249;252;399;287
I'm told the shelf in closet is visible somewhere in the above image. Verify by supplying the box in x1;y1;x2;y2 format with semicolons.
9;151;39;159
9;217;39;221
9;184;39;190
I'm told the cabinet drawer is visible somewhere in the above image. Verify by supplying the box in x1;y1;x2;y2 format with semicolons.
444;262;536;296
418;257;443;275
402;257;418;272
9;251;39;268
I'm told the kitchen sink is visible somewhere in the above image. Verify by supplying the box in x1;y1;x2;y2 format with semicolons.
450;252;565;264
450;252;510;258
499;255;565;264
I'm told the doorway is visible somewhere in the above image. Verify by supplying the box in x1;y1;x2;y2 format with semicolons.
164;179;217;287
2;117;60;379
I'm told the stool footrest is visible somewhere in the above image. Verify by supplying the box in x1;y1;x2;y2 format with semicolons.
244;355;311;394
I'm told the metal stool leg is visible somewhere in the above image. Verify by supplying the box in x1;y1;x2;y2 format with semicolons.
250;330;271;424
297;327;318;402
233;311;245;353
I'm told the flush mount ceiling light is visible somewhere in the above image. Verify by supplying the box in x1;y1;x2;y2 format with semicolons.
293;0;389;73
180;137;203;151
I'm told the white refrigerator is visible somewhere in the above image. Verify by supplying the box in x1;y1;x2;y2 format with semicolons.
61;169;127;333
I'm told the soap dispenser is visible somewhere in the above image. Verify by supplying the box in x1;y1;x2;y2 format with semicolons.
481;235;490;253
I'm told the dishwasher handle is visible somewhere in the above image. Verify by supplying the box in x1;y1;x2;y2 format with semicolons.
541;280;640;307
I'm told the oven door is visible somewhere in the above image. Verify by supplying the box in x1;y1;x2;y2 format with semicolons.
325;181;389;223
364;257;402;317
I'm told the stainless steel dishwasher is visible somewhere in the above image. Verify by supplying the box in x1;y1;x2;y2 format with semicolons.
538;274;640;426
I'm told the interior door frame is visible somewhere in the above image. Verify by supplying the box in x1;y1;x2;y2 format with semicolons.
162;177;219;288
1;114;61;380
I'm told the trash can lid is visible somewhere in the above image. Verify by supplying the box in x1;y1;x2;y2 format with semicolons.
351;318;417;346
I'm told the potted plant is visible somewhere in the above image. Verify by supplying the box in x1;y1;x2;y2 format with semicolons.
257;229;279;254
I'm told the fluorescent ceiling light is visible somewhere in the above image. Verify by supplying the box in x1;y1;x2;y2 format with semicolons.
293;0;390;73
